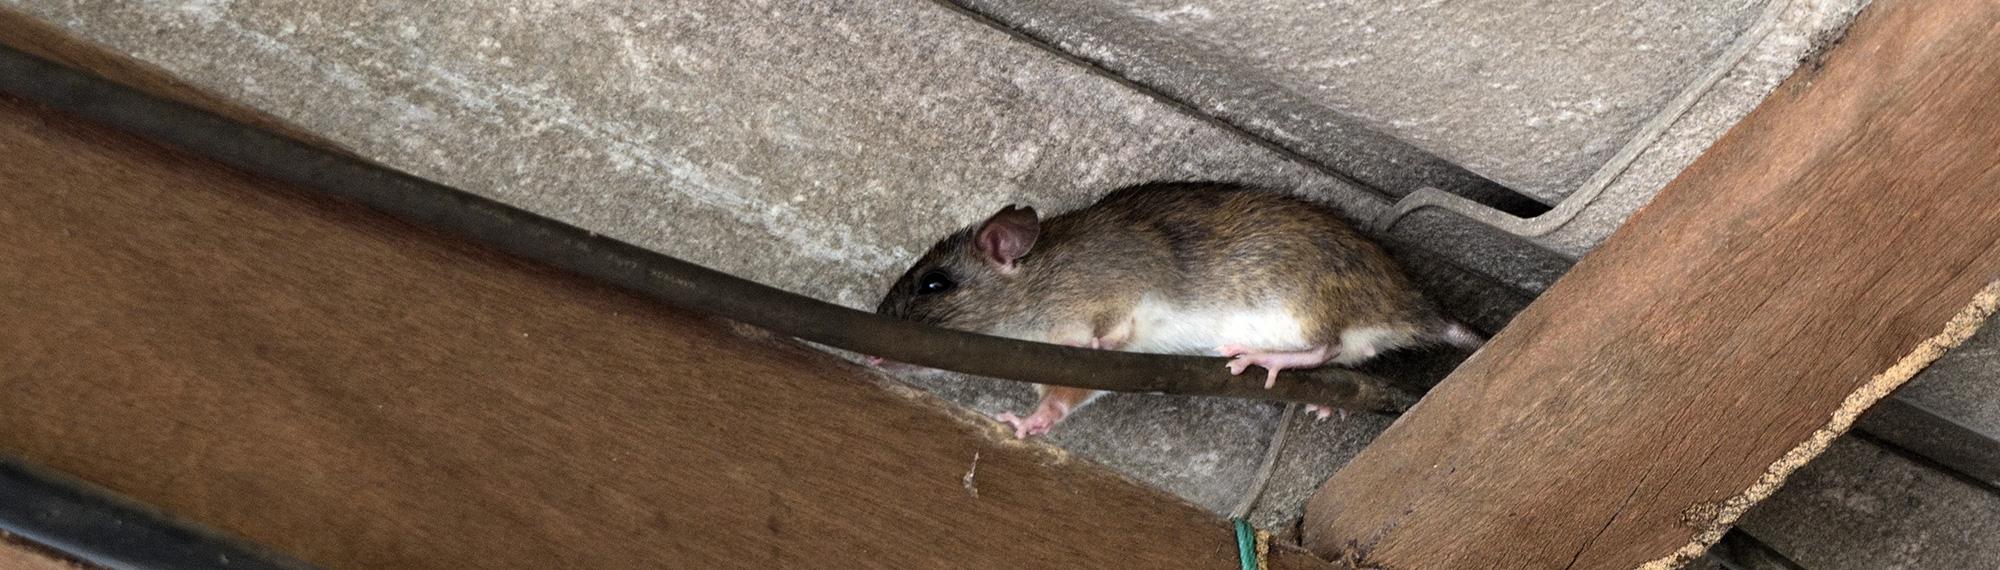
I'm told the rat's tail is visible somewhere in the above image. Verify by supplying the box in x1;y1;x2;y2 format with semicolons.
1428;319;1486;349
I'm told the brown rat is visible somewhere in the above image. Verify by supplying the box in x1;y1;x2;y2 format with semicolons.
875;181;1481;438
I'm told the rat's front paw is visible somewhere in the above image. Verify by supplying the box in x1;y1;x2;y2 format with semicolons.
994;411;1055;439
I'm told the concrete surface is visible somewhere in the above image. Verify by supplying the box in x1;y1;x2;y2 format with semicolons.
1732;297;2000;568
1742;437;2000;569
1533;0;1872;255
953;0;1871;255
943;0;1529;213
959;0;1764;203
9;0;1993;562
1899;313;2000;437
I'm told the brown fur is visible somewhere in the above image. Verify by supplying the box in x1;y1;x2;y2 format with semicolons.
878;182;1447;348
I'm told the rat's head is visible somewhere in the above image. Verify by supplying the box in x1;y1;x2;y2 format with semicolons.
876;205;1041;334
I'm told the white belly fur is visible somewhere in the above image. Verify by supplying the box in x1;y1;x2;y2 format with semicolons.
1123;296;1313;356
1333;325;1421;364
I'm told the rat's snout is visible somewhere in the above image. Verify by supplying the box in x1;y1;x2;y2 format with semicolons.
864;355;887;367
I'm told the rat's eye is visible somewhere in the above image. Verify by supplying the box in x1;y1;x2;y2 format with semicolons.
916;270;956;295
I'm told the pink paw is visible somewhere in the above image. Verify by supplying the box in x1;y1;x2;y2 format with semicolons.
1217;345;1335;389
994;411;1056;439
1304;405;1350;421
1216;345;1278;388
1217;347;1288;389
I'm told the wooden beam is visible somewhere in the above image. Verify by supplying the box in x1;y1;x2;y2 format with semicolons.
1302;1;2000;568
0;16;1332;569
0;535;85;570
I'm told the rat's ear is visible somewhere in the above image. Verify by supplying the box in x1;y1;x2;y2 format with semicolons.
975;205;1039;273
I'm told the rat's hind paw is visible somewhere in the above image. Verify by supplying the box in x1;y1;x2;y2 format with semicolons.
1218;344;1337;388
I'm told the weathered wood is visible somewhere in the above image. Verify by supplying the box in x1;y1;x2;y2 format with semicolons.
1;535;89;570
0;18;1335;570
1302;1;2000;568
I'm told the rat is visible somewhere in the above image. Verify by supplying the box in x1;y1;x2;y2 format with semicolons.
873;181;1483;438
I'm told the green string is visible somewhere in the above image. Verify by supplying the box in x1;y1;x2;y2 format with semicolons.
1233;517;1256;570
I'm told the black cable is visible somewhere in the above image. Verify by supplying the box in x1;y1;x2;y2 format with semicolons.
0;44;1416;413
0;457;319;570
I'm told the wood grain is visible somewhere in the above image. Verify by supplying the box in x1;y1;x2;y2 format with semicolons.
1302;1;2000;568
0;18;1334;570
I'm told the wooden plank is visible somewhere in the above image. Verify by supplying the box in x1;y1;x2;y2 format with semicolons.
1;535;90;570
0;27;1333;570
1302;1;2000;568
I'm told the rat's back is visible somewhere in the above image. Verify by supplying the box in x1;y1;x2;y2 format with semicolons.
1049;183;1428;313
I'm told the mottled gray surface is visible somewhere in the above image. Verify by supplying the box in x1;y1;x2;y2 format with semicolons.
1899;315;2000;437
954;0;1870;255
943;0;1520;209
954;0;1765;202
1741;437;2000;569
1534;0;1871;256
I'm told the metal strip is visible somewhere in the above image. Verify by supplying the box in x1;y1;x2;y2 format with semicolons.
1709;528;1807;570
1857;397;2000;490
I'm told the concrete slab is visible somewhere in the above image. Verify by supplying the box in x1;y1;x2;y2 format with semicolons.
943;0;1525;212
952;0;1871;255
1898;312;2000;437
958;0;1763;203
1533;0;1872;255
1741;437;2000;569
